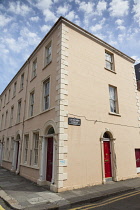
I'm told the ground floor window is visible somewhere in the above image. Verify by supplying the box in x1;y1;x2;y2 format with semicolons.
33;133;39;165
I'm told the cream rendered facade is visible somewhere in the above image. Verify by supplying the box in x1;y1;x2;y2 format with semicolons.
0;17;140;192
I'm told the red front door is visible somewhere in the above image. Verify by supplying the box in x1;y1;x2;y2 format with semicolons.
103;141;112;178
46;137;53;182
135;149;140;168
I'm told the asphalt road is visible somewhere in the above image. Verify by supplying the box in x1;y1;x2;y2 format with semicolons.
0;198;12;210
70;189;140;210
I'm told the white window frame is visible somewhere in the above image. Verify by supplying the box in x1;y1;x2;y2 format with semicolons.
105;51;114;71
4;94;6;106
109;85;119;114
17;100;21;123
8;89;11;103
10;137;14;162
20;73;24;90
33;133;39;166
10;106;14;127
43;78;50;111
29;91;35;117
24;135;29;163
6;138;9;160
32;59;37;79
45;43;52;66
5;110;8;128
13;82;17;97
1;114;4;130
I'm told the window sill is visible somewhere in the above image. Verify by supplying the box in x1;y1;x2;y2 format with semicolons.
12;95;16;99
42;60;52;70
109;112;121;117
21;164;39;170
104;67;116;74
30;75;37;82
19;88;23;93
15;122;21;125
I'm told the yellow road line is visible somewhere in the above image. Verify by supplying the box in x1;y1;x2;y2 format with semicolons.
84;190;140;209
0;205;5;210
70;190;140;210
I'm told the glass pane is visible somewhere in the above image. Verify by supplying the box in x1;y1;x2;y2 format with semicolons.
110;100;116;113
106;61;112;70
109;86;115;100
44;96;49;109
105;52;112;62
44;82;49;96
48;127;54;134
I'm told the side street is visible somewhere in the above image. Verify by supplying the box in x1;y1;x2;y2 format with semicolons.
1;166;140;210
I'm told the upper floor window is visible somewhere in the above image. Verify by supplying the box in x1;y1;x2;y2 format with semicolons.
17;100;21;123
32;59;37;79
10;106;14;127
4;94;6;106
0;98;2;110
105;51;114;71
5;110;8;128
43;78;50;111
20;73;24;90
109;85;119;113
29;91;34;117
8;89;11;103
1;114;4;130
13;81;17;97
45;43;52;66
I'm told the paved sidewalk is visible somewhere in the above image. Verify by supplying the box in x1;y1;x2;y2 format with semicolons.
0;167;140;210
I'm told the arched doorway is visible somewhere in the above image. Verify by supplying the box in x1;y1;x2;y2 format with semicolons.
46;127;55;182
103;132;112;179
100;130;117;183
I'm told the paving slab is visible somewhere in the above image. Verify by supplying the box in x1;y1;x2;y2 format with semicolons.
1;166;140;210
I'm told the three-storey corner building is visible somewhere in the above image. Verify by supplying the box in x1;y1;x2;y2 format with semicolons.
0;17;140;192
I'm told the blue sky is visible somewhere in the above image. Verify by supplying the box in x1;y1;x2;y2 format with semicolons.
0;0;140;94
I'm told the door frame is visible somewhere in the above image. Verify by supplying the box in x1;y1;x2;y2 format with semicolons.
46;136;55;184
100;130;118;183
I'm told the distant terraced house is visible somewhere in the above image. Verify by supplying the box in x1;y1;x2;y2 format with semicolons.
0;17;140;192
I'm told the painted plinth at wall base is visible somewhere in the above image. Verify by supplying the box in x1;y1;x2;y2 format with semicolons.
105;177;113;182
37;179;58;192
137;167;140;173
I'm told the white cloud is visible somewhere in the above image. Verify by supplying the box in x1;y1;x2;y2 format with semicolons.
109;0;129;17
0;14;13;27
30;16;39;22
115;19;124;25
65;11;75;21
36;0;52;10
133;0;140;26
109;40;118;46
79;2;94;14
118;33;126;42
91;24;102;32
40;25;51;32
43;9;57;22
96;0;107;15
57;4;70;15
117;25;125;30
8;1;32;16
90;18;106;32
